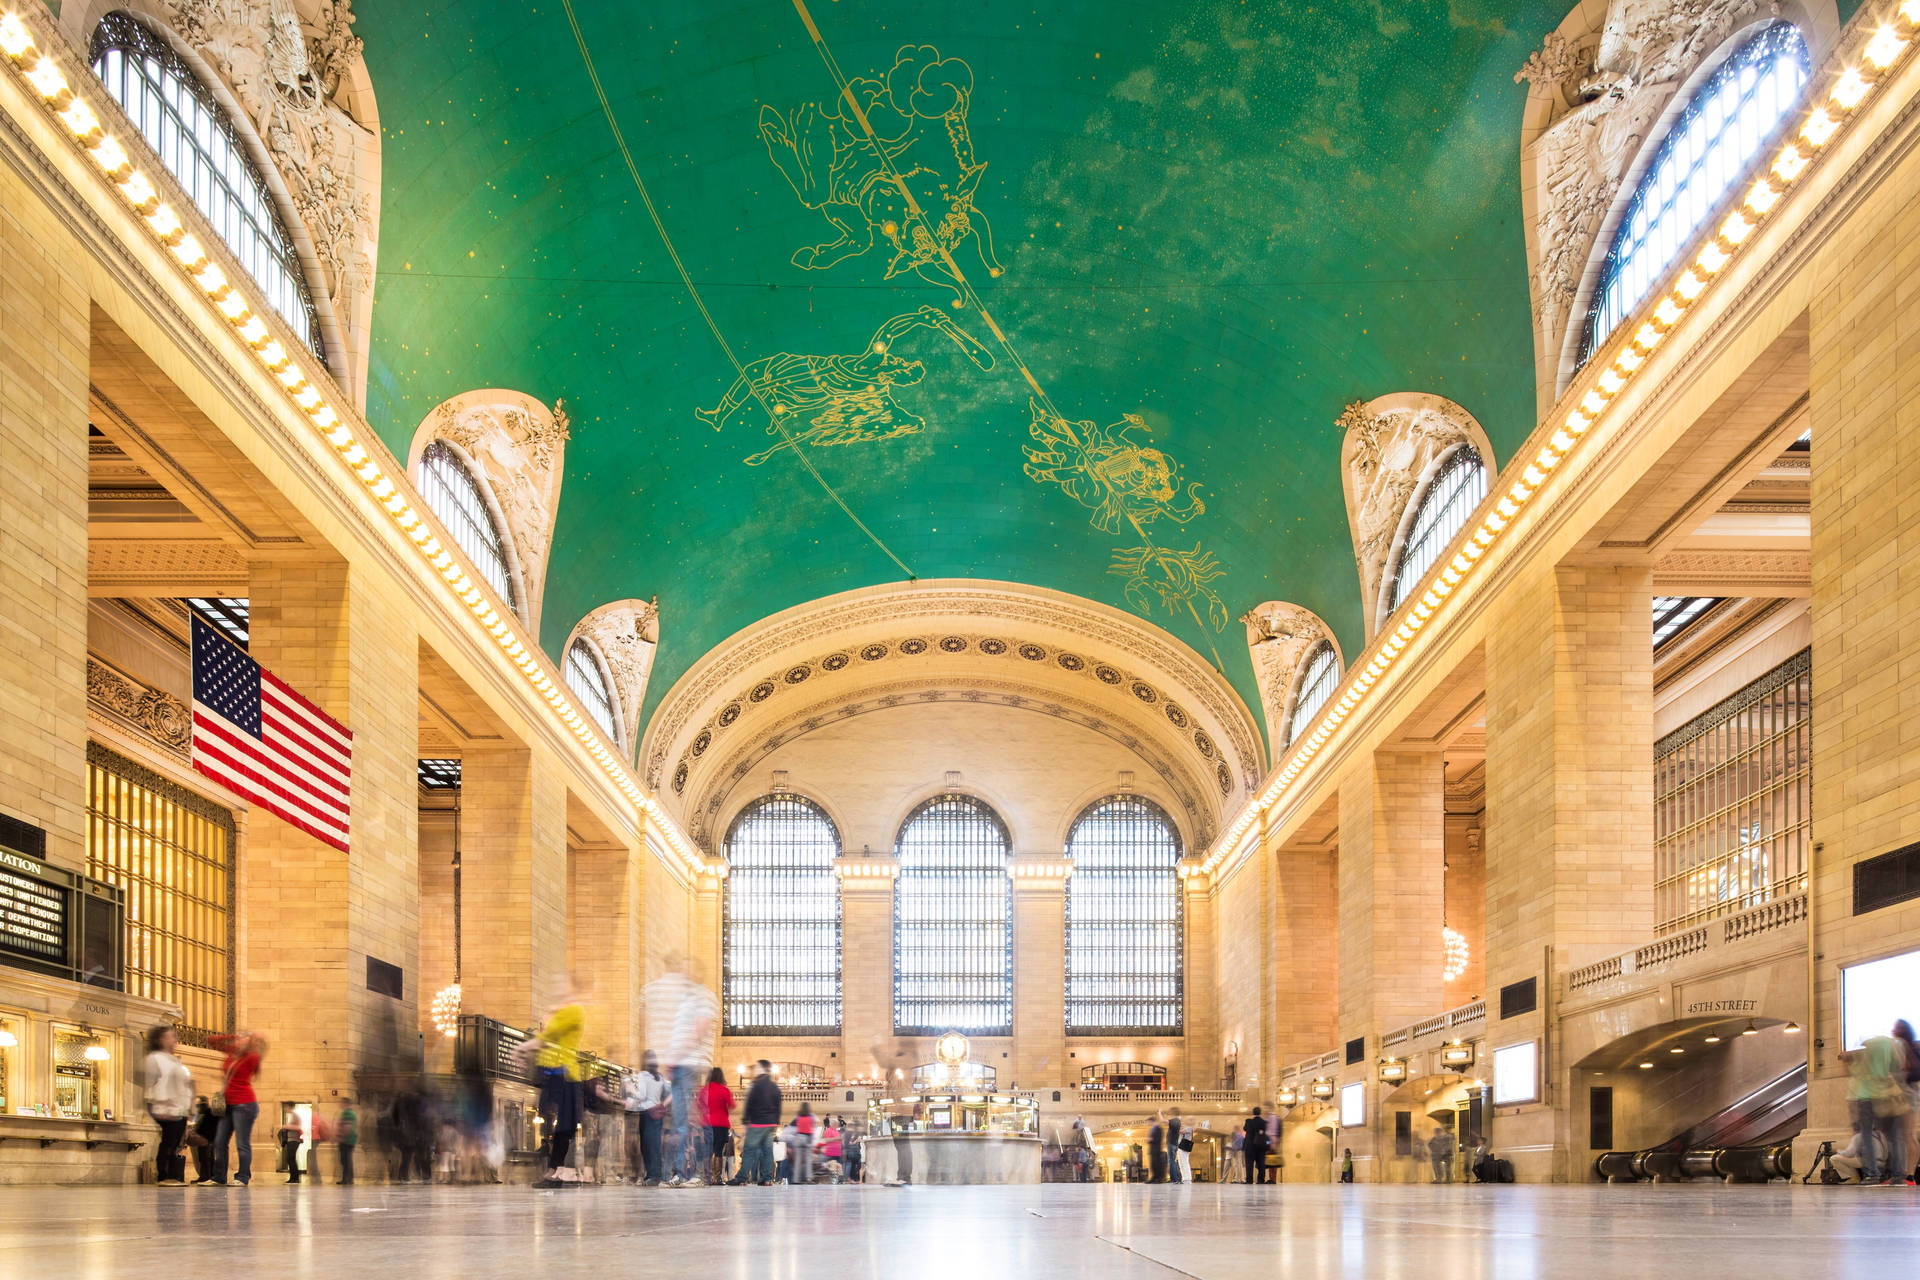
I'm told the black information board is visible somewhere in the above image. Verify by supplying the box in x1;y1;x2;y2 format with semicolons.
0;850;68;967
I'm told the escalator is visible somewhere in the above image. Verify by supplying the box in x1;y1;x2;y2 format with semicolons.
1594;1064;1805;1183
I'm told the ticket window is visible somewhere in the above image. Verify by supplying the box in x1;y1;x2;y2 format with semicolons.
51;1026;111;1120
0;1014;19;1114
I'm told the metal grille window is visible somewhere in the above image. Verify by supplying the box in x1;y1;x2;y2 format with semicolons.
1653;596;1723;648
1389;446;1488;611
183;598;249;648
86;746;235;1043
723;795;842;1035
1066;796;1182;1035
565;640;620;749
89;12;326;364
894;795;1013;1036
1287;641;1341;748
1580;24;1810;364
1654;648;1810;933
418;441;519;618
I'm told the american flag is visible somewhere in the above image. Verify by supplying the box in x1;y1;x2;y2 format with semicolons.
190;616;352;852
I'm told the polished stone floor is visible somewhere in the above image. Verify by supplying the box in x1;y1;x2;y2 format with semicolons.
3;1181;1918;1278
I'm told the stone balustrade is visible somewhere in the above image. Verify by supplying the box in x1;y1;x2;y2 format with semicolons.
1563;891;1808;995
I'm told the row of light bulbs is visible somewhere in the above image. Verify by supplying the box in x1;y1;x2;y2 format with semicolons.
0;10;719;882
1200;2;1920;879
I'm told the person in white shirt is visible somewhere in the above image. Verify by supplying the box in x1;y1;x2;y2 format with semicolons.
624;1052;671;1185
643;954;718;1186
143;1025;193;1186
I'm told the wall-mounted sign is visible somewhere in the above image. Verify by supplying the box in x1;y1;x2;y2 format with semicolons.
0;844;123;990
0;852;67;966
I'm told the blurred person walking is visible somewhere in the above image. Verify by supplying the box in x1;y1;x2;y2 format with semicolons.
1895;1019;1920;1182
1242;1107;1268;1186
791;1102;817;1185
1846;1026;1910;1185
143;1025;192;1186
1147;1111;1168;1183
337;1099;358;1185
188;1097;218;1184
207;1031;266;1186
1264;1106;1282;1183
1169;1107;1187;1184
626;1052;670;1185
530;982;586;1189
645;955;718;1186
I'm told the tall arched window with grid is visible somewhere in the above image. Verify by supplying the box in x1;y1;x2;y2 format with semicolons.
893;795;1013;1036
89;12;327;364
417;440;520;619
723;795;842;1035
1287;640;1341;749
1388;445;1488;614
1066;795;1183;1035
564;639;620;750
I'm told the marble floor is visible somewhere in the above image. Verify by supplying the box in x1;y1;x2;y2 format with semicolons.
2;1181;1917;1278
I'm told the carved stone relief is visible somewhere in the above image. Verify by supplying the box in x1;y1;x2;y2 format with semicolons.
571;598;661;756
1239;602;1338;751
1337;394;1485;637
88;656;193;756
152;0;379;394
420;391;571;632
1517;0;1779;393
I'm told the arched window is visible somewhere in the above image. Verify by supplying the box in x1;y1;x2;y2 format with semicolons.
418;441;519;617
1287;640;1341;749
1579;23;1810;364
89;12;326;364
564;639;620;748
894;795;1013;1036
1388;445;1488;612
723;795;842;1035
1065;796;1182;1035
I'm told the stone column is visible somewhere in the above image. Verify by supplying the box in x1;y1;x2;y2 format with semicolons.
1274;837;1339;1068
836;854;896;1084
569;837;643;1065
1338;750;1447;1040
0;158;89;872
1801;174;1920;1166
1483;559;1655;1180
1179;863;1218;1089
457;744;568;1029
1010;854;1069;1089
240;557;420;1103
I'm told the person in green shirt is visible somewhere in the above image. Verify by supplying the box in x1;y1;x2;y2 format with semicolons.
1846;1031;1910;1184
336;1100;358;1186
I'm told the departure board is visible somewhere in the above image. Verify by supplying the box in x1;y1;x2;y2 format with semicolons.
0;851;69;968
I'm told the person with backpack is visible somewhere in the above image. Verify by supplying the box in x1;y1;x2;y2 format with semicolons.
337;1099;358;1185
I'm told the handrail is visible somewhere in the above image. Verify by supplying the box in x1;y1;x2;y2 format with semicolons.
1564;891;1808;994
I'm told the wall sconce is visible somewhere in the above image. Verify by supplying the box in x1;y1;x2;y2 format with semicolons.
1440;1039;1475;1069
0;1029;17;1048
83;1042;110;1062
1309;1077;1335;1099
1379;1057;1407;1083
1277;1085;1301;1106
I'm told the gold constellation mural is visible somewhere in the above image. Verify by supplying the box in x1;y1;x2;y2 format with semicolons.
696;306;995;465
759;44;1005;301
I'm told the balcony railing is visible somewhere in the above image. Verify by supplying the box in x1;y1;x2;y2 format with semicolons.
1565;891;1807;994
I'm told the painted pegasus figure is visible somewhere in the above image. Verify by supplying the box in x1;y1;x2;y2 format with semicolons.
696;307;994;465
759;44;1005;298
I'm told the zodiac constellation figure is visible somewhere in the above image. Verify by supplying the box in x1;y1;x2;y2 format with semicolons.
695;306;995;465
1110;544;1230;633
1022;400;1207;535
759;44;1005;301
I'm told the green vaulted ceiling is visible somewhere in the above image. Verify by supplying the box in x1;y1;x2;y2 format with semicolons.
356;0;1569;741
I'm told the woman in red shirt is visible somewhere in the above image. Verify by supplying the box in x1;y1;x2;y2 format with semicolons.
207;1031;266;1185
699;1067;734;1185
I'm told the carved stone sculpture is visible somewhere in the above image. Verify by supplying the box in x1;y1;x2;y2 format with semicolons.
574;599;661;756
427;392;571;631
1239;602;1336;749
158;0;378;394
1518;0;1775;387
1338;394;1480;636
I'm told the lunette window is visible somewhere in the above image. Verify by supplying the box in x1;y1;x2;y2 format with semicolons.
565;640;620;749
723;795;842;1035
89;12;326;364
1065;795;1182;1035
893;795;1013;1036
1287;640;1341;748
418;441;519;618
1652;596;1723;648
1579;23;1810;364
1388;445;1488;612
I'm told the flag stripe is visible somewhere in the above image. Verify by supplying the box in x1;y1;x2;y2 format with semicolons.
193;753;349;853
257;699;352;789
192;716;350;837
261;671;352;755
194;705;349;817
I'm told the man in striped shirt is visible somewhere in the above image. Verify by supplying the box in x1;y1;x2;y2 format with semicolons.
645;955;717;1187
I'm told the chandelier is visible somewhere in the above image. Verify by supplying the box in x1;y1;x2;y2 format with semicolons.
1442;927;1469;983
431;983;462;1037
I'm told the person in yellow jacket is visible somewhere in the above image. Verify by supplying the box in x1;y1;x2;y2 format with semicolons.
532;985;585;1188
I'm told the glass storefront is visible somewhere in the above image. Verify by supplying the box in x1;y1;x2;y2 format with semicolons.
51;1025;111;1120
